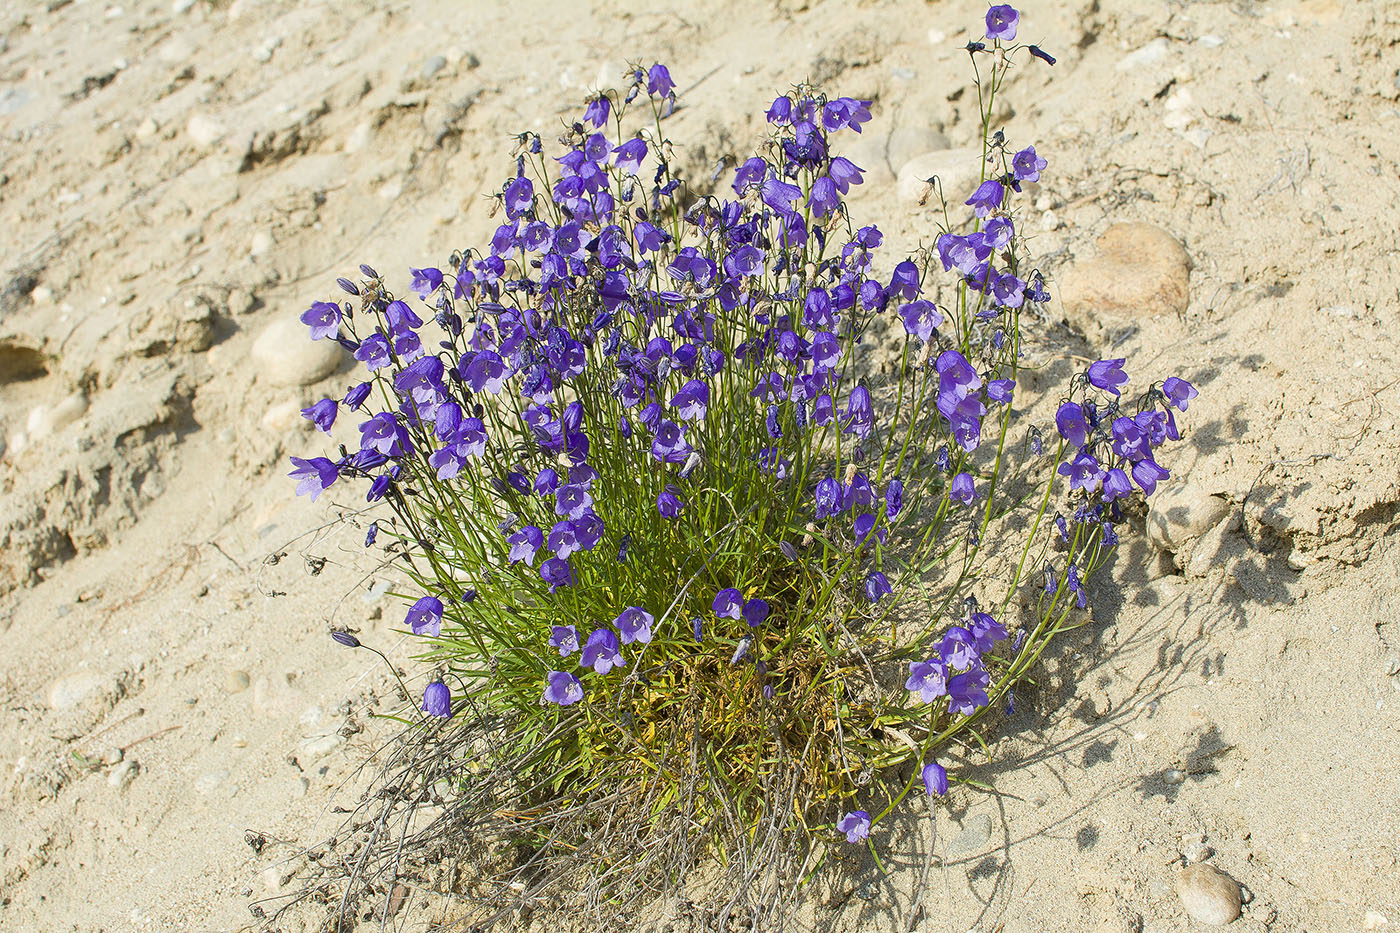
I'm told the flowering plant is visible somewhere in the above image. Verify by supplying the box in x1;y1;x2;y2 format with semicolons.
286;4;1194;920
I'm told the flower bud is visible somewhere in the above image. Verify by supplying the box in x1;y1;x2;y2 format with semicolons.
331;631;361;648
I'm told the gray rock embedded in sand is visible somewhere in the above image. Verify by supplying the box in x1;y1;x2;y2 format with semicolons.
1176;863;1242;925
421;55;447;81
298;732;344;762
225;669;251;694
1058;223;1191;340
896;147;984;209
1148;483;1230;556
252;317;343;386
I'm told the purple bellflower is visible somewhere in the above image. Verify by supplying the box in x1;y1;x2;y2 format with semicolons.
1055;401;1088;448
409;266;443;298
549;625;579;656
1162;376;1198;411
657;487;685;519
865;571;893;603
301;398;338;433
947;664;991;716
950;472;978;506
405;596;444;636
922;760;949;796
968;612;1008;651
940;626;980;670
713;587;742;619
965;179;1005;217
906;658;949;703
421;681;451;717
1087;359;1129;396
647;64;674;97
886;479;904;519
289;456;339;501
742;598;770;627
508;525;544;565
614;606;654;645
985;4;1019;41
580;628;626;674
837;810;871;843
1011;145;1046;183
1059;450;1106;493
540;557;575;591
301;301;341;341
543;670;584;706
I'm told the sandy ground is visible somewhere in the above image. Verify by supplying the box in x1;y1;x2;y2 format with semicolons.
2;0;1399;930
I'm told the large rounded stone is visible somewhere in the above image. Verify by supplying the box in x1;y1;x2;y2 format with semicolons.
896;147;985;209
251;316;344;387
1175;863;1242;925
1058;222;1191;340
845;127;951;188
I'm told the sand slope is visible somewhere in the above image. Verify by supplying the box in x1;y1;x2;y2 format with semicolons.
2;0;1397;930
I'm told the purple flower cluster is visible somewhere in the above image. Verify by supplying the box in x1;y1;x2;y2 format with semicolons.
905;610;1009;717
1043;363;1197;608
284;13;1196;839
538;605;657;704
936;212;1047;311
285;69;982;706
1054;363;1196;501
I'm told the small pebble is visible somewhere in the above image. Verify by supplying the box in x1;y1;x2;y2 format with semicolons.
108;759;139;788
298;733;343;762
1163;768;1187;785
48;672;108;710
1116;38;1169;72
421;55;447;80
186;113;226;148
1175;863;1242;926
1182;841;1213;863
225;669;251;694
227;288;256;316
